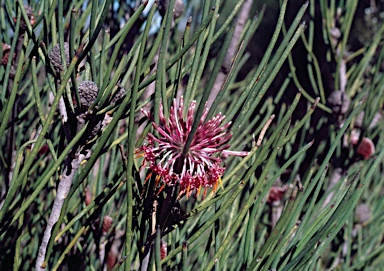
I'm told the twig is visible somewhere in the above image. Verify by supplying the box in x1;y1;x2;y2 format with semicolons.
140;199;158;271
35;148;90;270
35;104;94;270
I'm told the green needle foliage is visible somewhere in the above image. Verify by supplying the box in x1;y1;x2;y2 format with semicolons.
0;0;383;270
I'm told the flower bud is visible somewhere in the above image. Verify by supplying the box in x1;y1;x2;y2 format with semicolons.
357;137;375;160
160;241;167;260
85;187;92;206
327;90;350;115
2;43;13;66
355;204;371;224
14;5;36;30
173;0;185;19
369;112;382;130
354;111;364;129
158;0;184;19
102;216;113;234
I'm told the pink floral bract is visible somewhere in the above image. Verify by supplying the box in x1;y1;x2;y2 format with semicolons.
139;98;247;195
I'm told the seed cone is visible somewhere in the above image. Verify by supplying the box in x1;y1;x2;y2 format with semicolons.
14;5;36;30
48;42;70;74
77;81;102;140
111;86;126;103
88;119;103;139
78;81;99;111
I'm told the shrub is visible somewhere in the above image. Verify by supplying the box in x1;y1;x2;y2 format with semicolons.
1;0;383;270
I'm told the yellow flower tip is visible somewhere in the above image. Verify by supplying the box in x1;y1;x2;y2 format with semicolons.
155;175;161;186
197;185;201;195
144;172;152;183
135;151;145;158
203;187;208;198
218;176;223;189
186;184;191;198
210;177;222;195
213;180;219;193
80;159;87;165
156;184;166;196
177;190;185;200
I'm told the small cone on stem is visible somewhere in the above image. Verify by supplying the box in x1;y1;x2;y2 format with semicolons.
48;42;70;74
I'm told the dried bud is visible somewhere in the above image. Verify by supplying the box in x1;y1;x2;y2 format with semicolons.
354;111;382;130
159;0;184;19
355;204;371;224
2;43;13;66
327;90;350;115
24;5;36;26
330;27;341;40
48;42;70;74
102;216;113;234
78;81;99;111
336;7;342;19
173;0;185;19
357;137;375;160
349;129;360;145
354;111;365;129
14;5;36;30
368;112;382;130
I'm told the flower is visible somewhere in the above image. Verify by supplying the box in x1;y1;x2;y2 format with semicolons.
139;97;248;196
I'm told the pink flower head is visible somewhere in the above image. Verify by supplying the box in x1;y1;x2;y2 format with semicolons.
139;97;248;196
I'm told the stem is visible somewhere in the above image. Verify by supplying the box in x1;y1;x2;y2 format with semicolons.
35;151;89;270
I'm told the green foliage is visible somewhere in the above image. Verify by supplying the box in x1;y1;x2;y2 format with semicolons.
0;0;383;270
